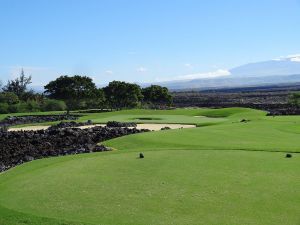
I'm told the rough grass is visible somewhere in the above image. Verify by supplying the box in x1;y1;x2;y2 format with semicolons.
0;107;299;225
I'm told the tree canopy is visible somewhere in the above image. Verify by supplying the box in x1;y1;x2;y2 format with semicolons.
103;81;143;110
142;85;173;107
3;69;32;98
44;75;98;111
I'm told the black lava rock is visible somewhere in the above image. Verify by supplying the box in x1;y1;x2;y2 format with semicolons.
0;114;81;128
286;153;292;158
47;120;93;130
0;126;149;172
161;127;171;130
106;121;137;128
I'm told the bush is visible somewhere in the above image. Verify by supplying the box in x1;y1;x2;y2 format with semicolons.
0;103;9;114
16;101;41;112
14;102;26;113
25;100;41;112
0;98;66;114
8;104;19;113
41;99;66;111
0;92;19;105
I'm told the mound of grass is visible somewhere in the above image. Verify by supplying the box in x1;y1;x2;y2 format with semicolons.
196;107;256;118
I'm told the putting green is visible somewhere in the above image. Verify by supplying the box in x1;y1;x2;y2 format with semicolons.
0;108;299;225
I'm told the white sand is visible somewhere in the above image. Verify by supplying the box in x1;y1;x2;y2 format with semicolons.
8;126;51;131
134;124;195;131
8;123;195;132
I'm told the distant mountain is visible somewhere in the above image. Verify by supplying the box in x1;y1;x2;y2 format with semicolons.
156;55;300;90
230;55;300;77
158;74;300;91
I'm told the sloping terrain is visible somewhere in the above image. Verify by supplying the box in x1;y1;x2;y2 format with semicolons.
0;108;299;225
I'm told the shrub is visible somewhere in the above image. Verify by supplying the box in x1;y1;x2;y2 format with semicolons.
42;99;66;111
25;100;41;112
0;92;19;105
17;101;41;112
0;103;9;114
8;104;19;113
16;102;28;113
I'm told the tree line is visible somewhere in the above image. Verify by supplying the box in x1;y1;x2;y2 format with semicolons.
0;70;173;114
44;75;173;112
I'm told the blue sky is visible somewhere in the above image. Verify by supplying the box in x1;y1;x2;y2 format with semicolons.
0;0;300;86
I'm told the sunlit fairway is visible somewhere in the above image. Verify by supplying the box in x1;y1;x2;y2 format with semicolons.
0;108;299;225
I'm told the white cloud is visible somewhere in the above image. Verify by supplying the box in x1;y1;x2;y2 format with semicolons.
287;54;300;58
290;56;300;62
272;54;300;62
105;70;113;75
176;69;231;80
136;67;147;73
184;63;193;69
155;69;231;82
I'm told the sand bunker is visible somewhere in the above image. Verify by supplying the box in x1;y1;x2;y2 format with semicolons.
8;123;195;132
134;124;195;131
9;126;51;131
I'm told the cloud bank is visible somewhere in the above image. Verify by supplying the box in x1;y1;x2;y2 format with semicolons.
156;69;231;82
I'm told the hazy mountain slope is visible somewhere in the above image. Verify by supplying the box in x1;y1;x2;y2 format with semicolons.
230;57;300;77
158;55;300;90
160;74;300;90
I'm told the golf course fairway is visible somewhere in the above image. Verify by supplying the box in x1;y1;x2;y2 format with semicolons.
0;108;299;225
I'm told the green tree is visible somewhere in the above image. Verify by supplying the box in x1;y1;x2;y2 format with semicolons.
44;75;98;112
142;85;172;108
3;69;32;98
85;88;106;109
103;81;143;110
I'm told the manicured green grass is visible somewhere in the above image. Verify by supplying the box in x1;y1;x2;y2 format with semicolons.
2;107;263;127
6;108;231;128
105;119;300;152
0;107;299;225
